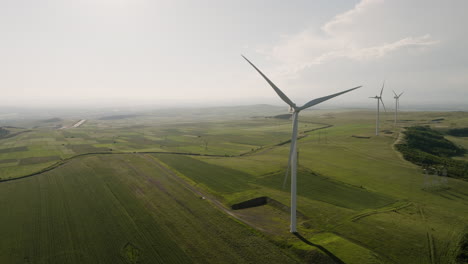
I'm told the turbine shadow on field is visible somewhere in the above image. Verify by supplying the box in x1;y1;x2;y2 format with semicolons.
293;232;345;264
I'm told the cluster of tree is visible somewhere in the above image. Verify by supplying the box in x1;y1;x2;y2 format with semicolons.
403;126;465;157
447;127;468;137
396;126;468;181
0;127;9;138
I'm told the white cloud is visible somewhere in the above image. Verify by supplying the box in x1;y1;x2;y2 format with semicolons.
261;0;439;78
320;34;437;62
322;0;384;36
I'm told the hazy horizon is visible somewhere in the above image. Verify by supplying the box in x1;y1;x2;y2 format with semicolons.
1;0;467;108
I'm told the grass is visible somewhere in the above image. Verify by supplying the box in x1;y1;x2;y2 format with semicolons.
19;155;60;165
154;154;252;195
0;146;28;153
0;154;298;264
257;168;395;211
1;108;467;263
67;144;111;153
0;158;16;164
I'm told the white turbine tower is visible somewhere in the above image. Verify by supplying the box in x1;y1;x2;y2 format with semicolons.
370;82;386;136
242;55;361;233
393;90;404;126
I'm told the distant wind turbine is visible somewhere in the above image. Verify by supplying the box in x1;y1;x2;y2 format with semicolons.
242;55;361;233
393;90;404;126
370;82;386;136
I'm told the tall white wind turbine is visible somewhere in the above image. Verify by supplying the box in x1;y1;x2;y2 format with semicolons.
370;82;386;136
393;90;404;126
242;55;361;233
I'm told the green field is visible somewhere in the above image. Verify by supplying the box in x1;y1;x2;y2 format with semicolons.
0;154;299;263
0;107;467;263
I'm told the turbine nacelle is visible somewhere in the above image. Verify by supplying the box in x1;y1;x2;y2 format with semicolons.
393;90;404;99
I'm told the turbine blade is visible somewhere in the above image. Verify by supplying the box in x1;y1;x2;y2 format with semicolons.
380;98;387;112
298;86;361;110
380;81;385;97
399;91;404;97
242;55;296;108
393;90;397;97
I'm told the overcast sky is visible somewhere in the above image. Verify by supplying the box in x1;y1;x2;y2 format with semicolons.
1;0;467;109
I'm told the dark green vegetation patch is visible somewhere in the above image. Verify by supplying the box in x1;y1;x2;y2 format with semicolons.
447;128;468;137
272;114;292;119
42;117;62;123
0;146;28;153
61;131;91;139
67;144;110;153
0;129;31;140
0;127;9;138
19;156;60;165
404;126;465;157
124;135;157;146
154;154;251;193
0;159;16;164
396;126;468;180
96;139;115;144
258;169;395;211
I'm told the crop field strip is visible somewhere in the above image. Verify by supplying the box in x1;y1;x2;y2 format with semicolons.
257;168;396;211
0;146;28;153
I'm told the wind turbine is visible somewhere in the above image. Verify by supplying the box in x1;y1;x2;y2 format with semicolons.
370;82;386;136
242;55;361;233
393;90;404;126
